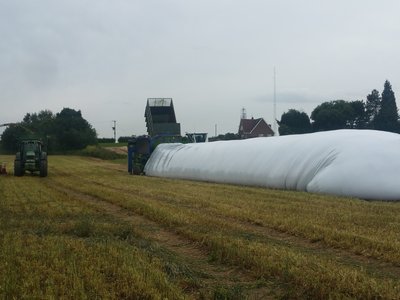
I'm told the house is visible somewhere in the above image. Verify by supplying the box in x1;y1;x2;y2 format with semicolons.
238;117;274;139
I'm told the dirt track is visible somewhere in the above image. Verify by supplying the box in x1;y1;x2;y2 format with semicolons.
106;146;128;155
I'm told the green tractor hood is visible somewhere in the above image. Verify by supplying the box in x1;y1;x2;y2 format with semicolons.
25;151;36;157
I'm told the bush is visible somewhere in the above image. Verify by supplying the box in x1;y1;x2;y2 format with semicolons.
118;136;133;143
97;138;115;143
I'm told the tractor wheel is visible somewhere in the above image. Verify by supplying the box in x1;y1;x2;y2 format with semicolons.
14;160;23;177
41;152;47;160
40;159;48;177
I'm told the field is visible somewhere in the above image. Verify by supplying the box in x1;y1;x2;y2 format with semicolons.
1;154;400;299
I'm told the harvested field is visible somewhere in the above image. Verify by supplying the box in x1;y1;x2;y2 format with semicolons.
1;154;400;299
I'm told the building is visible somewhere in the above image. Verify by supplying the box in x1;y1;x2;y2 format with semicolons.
186;133;208;143
145;98;181;137
238;117;274;139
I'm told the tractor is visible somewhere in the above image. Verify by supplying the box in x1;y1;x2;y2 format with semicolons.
14;139;48;177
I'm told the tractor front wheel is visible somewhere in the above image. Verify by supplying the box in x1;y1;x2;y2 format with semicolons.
40;159;48;177
14;160;23;176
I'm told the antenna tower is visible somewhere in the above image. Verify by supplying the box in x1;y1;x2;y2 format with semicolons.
241;107;247;119
273;67;277;135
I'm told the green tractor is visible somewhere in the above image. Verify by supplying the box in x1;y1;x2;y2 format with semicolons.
14;139;48;177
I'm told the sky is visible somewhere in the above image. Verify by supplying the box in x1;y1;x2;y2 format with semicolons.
1;0;400;138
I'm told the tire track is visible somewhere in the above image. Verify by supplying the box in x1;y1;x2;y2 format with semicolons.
43;179;280;299
48;167;400;281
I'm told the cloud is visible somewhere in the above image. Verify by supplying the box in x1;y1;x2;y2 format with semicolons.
1;1;400;137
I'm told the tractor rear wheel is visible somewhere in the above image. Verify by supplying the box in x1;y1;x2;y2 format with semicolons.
14;160;23;176
40;159;48;177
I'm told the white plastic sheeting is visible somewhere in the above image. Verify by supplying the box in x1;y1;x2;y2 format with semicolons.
144;130;400;200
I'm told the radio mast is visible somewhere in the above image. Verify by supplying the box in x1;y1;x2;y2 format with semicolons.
273;67;277;135
241;107;247;119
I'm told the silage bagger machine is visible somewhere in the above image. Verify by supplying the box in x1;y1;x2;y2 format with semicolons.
127;136;151;175
127;135;181;175
128;98;182;175
14;139;48;177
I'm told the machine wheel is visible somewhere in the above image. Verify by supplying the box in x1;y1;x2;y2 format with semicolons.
41;152;47;160
40;159;48;177
132;164;142;175
14;160;24;176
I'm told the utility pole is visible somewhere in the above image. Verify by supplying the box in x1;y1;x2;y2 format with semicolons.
112;120;116;143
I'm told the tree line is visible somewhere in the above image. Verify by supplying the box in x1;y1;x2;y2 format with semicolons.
278;80;399;135
1;108;97;152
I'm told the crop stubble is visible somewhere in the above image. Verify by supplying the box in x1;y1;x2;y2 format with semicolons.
1;155;400;299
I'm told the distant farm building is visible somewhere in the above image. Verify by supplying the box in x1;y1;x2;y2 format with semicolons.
238;117;274;139
145;98;181;137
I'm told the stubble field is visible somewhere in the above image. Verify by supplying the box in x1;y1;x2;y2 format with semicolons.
1;154;400;299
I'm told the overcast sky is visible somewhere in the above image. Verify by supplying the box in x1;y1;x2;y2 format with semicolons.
1;0;400;138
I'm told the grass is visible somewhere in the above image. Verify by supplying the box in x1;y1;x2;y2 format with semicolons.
1;154;400;298
0;157;184;299
77;145;126;160
98;142;126;148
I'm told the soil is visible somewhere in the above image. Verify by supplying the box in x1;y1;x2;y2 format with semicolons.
106;146;127;155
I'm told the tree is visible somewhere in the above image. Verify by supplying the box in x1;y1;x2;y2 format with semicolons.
277;109;311;135
310;100;366;131
53;108;97;150
348;100;367;129
0;124;31;152
365;89;381;127
374;80;399;132
1;108;97;152
208;132;239;142
0;111;53;152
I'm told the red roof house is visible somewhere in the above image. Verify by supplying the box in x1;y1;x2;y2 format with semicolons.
238;117;275;139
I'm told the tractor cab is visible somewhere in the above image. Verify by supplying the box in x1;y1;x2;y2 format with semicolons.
23;141;41;158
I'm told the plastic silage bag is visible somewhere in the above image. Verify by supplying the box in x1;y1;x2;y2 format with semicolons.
144;130;400;200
